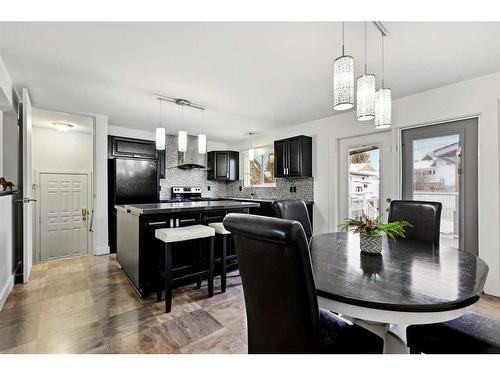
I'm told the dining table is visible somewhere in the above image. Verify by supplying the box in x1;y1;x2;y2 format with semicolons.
310;232;489;354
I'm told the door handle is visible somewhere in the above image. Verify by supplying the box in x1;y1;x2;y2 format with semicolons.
89;209;95;232
15;197;37;203
386;198;392;203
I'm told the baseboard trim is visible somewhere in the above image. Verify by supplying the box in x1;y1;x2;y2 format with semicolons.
95;246;110;256
0;275;14;312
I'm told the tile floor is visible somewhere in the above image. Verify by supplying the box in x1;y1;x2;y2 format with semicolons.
1;254;500;354
0;255;247;354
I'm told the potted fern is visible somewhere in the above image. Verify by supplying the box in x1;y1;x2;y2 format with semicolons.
340;212;412;254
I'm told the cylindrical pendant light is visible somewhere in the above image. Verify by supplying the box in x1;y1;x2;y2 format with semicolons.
248;132;255;160
357;22;376;121
198;109;207;154
198;133;206;154
333;22;354;111
156;99;166;150
375;33;392;129
178;130;187;152
156;128;165;150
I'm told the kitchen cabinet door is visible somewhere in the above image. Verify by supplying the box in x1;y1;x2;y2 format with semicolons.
274;140;287;178
287;136;302;177
215;152;229;179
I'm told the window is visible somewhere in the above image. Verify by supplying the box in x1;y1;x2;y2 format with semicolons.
243;146;276;187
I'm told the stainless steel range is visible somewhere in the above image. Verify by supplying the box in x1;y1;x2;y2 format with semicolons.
165;186;218;202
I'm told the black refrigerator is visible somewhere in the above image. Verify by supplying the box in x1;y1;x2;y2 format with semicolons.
108;158;159;253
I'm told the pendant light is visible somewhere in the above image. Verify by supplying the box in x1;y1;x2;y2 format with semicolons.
198;110;206;154
357;22;376;121
248;132;255;160
375;32;391;129
177;105;187;152
333;22;354;111
156;99;166;150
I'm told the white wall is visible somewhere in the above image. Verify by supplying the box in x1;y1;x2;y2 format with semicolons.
32;127;93;171
0;55;15;310
227;72;500;296
0;194;13;310
94;115;109;255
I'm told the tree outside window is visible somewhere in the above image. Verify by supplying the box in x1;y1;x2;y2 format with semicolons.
247;148;276;187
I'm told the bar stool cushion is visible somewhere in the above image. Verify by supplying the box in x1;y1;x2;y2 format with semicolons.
155;225;215;244
208;222;231;235
406;311;500;354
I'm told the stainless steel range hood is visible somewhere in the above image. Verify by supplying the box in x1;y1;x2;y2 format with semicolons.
178;134;206;169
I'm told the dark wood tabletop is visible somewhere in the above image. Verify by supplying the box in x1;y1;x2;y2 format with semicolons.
310;232;489;313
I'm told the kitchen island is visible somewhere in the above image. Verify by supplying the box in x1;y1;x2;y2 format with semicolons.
115;200;259;296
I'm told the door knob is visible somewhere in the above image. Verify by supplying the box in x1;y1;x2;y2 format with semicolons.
386;198;392;203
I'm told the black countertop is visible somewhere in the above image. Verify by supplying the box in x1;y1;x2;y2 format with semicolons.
224;197;314;205
117;200;260;215
311;232;488;313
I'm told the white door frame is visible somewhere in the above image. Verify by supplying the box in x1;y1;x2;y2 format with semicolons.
337;131;393;226
34;169;92;263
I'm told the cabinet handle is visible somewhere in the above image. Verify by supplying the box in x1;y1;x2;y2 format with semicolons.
148;221;167;226
179;218;196;224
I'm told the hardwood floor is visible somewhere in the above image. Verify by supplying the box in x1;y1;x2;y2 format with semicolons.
0;255;247;354
1;254;500;354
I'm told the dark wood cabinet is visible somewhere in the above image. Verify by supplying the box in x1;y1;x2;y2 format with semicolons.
274;135;312;178
207;151;239;181
109;136;158;159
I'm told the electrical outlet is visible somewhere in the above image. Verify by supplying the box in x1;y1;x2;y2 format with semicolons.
294;186;297;192
207;186;211;191
239;186;243;191
290;186;294;193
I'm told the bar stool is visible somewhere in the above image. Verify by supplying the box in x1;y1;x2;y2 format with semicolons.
155;224;215;313
208;222;234;293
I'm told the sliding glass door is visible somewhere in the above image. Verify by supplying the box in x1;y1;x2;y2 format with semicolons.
401;118;478;254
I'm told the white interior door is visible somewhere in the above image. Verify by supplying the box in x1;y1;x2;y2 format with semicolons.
22;88;34;282
338;131;393;223
40;173;89;261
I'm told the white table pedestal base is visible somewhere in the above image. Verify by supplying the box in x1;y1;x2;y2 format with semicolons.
318;296;468;354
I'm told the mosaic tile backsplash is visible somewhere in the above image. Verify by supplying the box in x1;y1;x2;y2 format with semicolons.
159;135;314;202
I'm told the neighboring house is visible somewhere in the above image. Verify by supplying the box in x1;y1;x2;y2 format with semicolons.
349;162;380;219
414;142;459;192
414;142;460;235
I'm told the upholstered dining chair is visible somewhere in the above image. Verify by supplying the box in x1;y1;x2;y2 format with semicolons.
272;199;313;244
406;311;500;354
388;200;442;245
223;213;383;354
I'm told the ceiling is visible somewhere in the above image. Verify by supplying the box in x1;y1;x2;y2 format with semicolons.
32;108;94;134
0;22;499;142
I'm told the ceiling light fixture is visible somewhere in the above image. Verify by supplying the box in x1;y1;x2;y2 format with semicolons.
356;22;376;121
156;99;166;150
156;96;206;153
52;122;74;132
333;22;354;111
375;32;391;129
